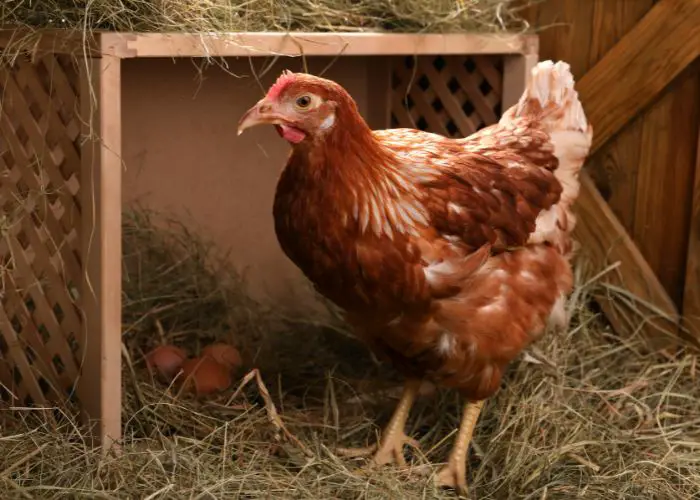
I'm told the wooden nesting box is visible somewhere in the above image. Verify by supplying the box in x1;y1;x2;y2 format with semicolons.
0;30;538;446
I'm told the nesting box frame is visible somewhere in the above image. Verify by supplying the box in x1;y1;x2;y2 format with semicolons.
0;29;538;446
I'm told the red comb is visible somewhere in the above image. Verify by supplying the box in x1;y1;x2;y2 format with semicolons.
266;70;295;100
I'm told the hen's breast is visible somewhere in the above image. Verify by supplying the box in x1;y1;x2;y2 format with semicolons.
272;164;430;316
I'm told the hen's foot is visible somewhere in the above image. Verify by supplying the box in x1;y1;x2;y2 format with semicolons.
434;400;485;497
337;379;422;467
372;429;421;467
435;458;468;497
336;432;421;466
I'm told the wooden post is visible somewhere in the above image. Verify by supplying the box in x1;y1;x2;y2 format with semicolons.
77;51;123;448
683;126;700;340
365;56;392;129
501;36;538;112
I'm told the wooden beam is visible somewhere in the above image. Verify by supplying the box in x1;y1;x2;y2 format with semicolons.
0;28;101;56
573;0;700;347
76;53;123;448
501;37;539;111
683;124;700;340
98;32;537;58
634;67;700;307
575;174;686;349
578;0;700;154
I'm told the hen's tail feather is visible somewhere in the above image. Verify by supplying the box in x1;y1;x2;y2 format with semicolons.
505;60;593;256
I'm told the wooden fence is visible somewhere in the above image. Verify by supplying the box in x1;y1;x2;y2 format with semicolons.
526;0;700;345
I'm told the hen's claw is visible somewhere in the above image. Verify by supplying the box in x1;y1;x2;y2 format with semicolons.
435;460;468;497
337;379;422;468
372;431;421;467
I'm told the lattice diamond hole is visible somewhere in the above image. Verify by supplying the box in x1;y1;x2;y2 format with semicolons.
52;355;66;375
52;302;64;323
462;101;475;116
447;77;460;94
11;314;23;333
417;75;430;91
464;59;476;73
446;120;459;136
38;323;51;344
479;79;493;95
38;376;51;395
66;332;79;355
432;56;446;72
432;99;444;113
25;346;37;363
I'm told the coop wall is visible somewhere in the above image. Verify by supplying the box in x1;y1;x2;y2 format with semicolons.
121;54;506;311
0;52;84;407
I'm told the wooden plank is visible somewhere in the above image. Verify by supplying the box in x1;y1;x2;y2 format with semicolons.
634;65;700;306
523;0;597;80
364;57;391;130
584;0;654;234
98;32;536;59
568;0;700;347
578;0;700;154
574;174;686;349
76;54;123;449
683;118;700;339
501;37;538;111
0;28;100;56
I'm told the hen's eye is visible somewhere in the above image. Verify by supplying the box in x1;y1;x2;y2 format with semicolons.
295;95;312;109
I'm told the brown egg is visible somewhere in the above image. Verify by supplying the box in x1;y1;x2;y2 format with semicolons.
145;345;187;382
201;343;242;371
180;356;232;396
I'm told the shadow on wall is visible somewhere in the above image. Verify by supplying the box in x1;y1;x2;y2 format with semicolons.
121;56;379;314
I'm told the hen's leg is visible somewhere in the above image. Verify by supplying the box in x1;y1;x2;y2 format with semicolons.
371;378;422;466
337;379;421;466
435;399;484;496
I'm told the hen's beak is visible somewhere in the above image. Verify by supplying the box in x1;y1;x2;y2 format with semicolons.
237;99;284;136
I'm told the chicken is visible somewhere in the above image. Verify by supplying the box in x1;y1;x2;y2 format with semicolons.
237;60;592;494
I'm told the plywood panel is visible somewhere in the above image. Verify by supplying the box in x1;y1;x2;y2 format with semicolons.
634;63;700;305
584;0;654;230
525;0;654;229
121;56;375;313
683;124;700;338
527;0;700;309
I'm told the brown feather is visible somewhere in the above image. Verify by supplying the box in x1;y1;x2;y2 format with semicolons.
269;67;589;401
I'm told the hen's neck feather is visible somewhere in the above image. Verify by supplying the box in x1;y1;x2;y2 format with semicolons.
285;107;429;240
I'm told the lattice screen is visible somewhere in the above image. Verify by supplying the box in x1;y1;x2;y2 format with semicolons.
390;55;504;136
0;53;83;407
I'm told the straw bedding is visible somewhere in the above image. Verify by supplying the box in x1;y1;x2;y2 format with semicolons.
1;208;698;499
1;1;699;497
1;0;530;34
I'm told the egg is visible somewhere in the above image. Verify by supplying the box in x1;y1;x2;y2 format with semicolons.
201;342;243;372
180;356;232;396
145;344;187;382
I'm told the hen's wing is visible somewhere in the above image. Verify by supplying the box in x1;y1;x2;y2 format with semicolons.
375;123;562;254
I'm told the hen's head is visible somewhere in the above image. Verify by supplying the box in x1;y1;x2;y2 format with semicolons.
237;71;362;145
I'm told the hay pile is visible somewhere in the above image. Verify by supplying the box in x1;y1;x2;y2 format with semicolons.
1;208;698;499
1;0;531;34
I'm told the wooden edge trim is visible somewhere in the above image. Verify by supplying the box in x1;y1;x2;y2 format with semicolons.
98;32;536;58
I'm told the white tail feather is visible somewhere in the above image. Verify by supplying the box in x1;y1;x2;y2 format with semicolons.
503;60;593;256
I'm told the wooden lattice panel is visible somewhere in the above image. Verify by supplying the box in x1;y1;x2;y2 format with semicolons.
390;55;504;137
0;53;83;407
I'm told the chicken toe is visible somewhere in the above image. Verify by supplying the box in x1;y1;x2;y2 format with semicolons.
435;460;468;497
372;429;421;466
338;379;421;466
434;400;484;497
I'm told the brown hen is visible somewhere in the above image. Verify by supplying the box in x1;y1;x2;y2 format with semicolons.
238;60;592;494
